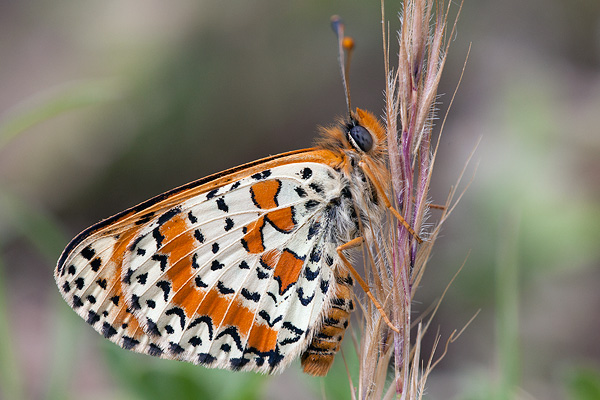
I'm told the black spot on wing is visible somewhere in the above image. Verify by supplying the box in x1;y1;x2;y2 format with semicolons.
217;281;234;295
251;170;271;180
224;217;234;231
297;288;314;306
212;243;219;254
187;211;198;224
279;321;304;345
320;279;330;295
211;260;224;271
136;273;148;285
241;288;260;302
192;253;201;269
72;295;83;308
195;275;208;288
300;167;312;180
282;321;304;335
309;182;324;194
215;326;244;351
230;356;250;370
206;189;219;200
304;265;319;281
189;316;214;340
87;310;100;325
256;266;269;280
74;277;85;290
156;280;171;302
148;344;163;357
169;342;185;355
123;268;133;285
258;310;282;327
81;245;95;260
130;294;141;310
96;278;107;289
166;307;187;330
146;318;161;336
238;260;250;269
122;336;140;350
90;257;102;272
151;254;168;272
102;322;117;338
158;207;182;226
152;227;165;248
294;187;307;198
129;235;145;252
309;248;321;263
216;197;229;212
198;353;216;365
194;229;205;243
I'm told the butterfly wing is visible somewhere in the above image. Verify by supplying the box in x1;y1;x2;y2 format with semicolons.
55;150;348;373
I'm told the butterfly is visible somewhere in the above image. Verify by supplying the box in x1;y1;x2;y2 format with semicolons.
54;18;421;377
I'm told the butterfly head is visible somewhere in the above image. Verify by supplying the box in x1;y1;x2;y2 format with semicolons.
345;108;385;154
315;108;386;162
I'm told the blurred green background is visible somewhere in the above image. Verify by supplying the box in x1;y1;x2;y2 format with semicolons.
1;0;599;399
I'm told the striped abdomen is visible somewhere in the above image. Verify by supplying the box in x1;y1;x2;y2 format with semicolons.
300;271;354;376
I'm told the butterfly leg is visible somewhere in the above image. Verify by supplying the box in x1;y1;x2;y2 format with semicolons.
410;196;446;210
359;161;423;243
428;203;446;210
336;237;400;333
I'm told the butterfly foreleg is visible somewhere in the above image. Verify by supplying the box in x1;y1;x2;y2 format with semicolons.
359;161;423;244
336;237;400;334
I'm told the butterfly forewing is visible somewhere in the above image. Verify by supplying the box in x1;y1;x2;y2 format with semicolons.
55;158;347;373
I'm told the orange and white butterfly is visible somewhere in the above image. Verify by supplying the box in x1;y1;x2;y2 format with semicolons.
54;19;420;377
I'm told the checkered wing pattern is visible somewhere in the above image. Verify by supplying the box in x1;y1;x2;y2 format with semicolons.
55;161;345;374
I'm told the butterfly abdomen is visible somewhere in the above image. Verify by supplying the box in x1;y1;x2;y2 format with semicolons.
300;270;354;376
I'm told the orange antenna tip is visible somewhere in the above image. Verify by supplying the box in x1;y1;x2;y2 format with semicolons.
342;37;355;51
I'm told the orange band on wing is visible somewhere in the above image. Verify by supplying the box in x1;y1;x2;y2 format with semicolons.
265;207;295;232
170;282;201;317
160;215;196;293
242;216;266;254
273;249;304;295
250;180;281;209
196;288;278;352
196;289;253;334
246;322;278;353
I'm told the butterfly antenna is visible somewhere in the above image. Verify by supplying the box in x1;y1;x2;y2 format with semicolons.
331;15;355;118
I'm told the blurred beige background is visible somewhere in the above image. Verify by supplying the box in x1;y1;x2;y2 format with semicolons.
1;1;599;399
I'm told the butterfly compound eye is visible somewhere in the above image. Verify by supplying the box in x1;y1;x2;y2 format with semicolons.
348;125;374;152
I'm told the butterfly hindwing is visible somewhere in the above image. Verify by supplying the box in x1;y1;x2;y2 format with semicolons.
55;160;347;373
